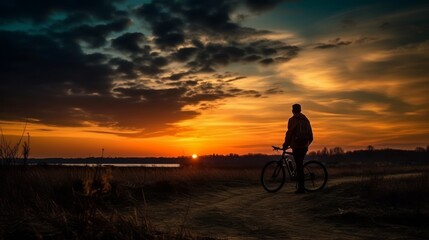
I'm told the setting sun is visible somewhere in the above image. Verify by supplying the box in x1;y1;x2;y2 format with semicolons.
192;154;198;160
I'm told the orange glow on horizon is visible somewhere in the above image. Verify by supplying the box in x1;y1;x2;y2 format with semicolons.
2;36;429;158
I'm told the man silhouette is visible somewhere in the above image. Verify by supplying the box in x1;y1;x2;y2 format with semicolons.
283;104;313;194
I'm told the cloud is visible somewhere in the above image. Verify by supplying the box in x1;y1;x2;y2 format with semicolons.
134;0;286;48
111;32;146;53
260;58;274;65
244;0;286;12
0;28;271;136
269;3;429;148
243;55;262;62
0;30;113;93
0;0;124;24
0;0;299;138
109;58;137;79
134;1;185;48
56;18;131;48
172;47;199;62
181;40;299;72
314;38;352;49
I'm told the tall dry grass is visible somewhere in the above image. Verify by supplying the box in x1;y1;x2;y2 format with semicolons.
311;171;429;235
328;164;429;178
0;166;250;239
351;173;429;228
1;155;428;238
361;173;429;208
0;125;30;166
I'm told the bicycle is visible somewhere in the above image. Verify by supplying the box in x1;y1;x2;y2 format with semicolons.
261;146;328;193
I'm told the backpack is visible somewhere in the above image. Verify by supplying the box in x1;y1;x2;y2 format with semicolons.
294;118;312;146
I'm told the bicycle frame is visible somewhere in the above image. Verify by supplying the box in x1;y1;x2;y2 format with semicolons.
278;148;296;181
262;146;328;193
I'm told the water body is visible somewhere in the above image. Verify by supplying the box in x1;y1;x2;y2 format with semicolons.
28;163;181;168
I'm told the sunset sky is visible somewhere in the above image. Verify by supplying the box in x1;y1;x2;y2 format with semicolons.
1;0;428;157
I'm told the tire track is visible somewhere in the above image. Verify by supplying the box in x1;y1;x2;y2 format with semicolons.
146;173;426;239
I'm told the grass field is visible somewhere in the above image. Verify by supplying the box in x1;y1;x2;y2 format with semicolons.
0;164;428;239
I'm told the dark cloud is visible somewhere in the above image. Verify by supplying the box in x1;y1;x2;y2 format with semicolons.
244;0;286;12
134;0;284;48
0;0;299;137
112;32;146;53
132;0;299;75
109;58;137;79
132;56;169;76
185;80;199;86
166;72;191;81
151;57;169;67
173;47;199;62
192;39;205;48
0;30;113;93
315;38;352;49
0;0;124;24
135;2;185;48
0;30;197;133
260;58;274;65
265;88;283;94
225;76;247;82
179;1;241;35
261;48;277;55
180;40;299;72
274;56;293;62
243;55;262;62
0;31;257;135
225;46;247;58
139;65;164;76
57;18;131;48
154;32;185;49
245;40;299;62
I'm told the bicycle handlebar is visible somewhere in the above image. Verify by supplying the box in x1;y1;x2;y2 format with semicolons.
272;146;293;155
272;146;283;151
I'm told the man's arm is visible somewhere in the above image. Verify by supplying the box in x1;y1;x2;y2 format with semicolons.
283;118;296;148
308;121;313;145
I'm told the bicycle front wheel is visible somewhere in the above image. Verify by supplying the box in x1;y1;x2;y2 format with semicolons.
261;160;286;193
303;160;328;192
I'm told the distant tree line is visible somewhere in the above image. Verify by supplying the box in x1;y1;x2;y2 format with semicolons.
309;145;429;157
306;145;429;166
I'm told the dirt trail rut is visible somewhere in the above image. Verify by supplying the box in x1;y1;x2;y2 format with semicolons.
146;174;424;239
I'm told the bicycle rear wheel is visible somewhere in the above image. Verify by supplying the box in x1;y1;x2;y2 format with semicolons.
261;160;286;193
303;160;328;192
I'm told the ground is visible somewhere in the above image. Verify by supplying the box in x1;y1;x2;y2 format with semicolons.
1;166;428;239
146;174;429;240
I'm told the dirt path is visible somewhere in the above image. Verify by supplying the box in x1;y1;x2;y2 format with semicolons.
145;174;425;239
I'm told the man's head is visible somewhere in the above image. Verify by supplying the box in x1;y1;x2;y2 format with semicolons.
292;104;301;114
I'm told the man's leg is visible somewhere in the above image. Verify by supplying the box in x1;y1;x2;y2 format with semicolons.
293;147;308;192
